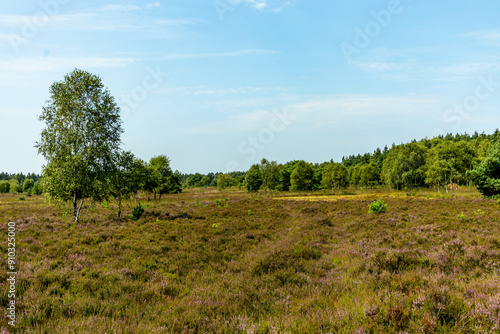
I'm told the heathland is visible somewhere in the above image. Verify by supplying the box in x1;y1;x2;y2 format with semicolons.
1;186;500;333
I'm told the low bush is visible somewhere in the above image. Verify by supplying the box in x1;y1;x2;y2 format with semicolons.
130;203;144;220
368;199;387;213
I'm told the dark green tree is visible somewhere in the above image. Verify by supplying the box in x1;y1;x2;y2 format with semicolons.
245;164;262;192
147;155;180;199
468;140;500;197
290;160;314;192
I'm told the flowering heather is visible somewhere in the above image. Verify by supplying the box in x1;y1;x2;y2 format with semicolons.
1;186;500;333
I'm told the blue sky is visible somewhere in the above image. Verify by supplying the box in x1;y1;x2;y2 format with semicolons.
1;0;500;174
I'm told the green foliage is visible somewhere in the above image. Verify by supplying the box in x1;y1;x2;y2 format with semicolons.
244;164;262;192
360;162;380;188
130;203;145;220
260;158;280;191
200;176;210;187
322;163;349;192
217;174;235;191
32;180;43;195
19;195;26;201
468;140;500;197
0;180;10;193
290;161;314;192
383;143;427;191
9;178;22;193
36;69;123;222
23;178;35;193
368;198;387;213
146;155;181;199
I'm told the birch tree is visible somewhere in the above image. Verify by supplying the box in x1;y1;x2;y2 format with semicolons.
36;69;123;222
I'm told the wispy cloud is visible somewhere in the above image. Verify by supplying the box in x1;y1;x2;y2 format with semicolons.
464;30;500;44
0;6;196;37
147;2;161;9
348;47;500;82
155;86;290;96
181;94;436;135
161;49;280;60
0;56;139;73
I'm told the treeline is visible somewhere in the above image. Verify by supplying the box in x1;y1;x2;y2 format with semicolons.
179;172;246;189
0;172;42;195
188;130;499;194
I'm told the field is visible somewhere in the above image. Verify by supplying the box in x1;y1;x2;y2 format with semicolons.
1;187;500;333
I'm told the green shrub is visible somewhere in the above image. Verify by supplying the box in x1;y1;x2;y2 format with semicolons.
368;199;387;213
130;203;145;220
0;180;10;193
19;196;26;201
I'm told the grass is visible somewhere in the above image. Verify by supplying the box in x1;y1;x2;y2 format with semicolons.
1;186;500;333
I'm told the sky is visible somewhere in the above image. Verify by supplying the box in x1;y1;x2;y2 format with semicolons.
1;0;500;174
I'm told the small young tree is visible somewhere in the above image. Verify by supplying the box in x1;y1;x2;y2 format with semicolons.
109;151;136;217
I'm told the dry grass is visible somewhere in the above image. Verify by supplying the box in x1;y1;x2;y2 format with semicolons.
1;187;500;333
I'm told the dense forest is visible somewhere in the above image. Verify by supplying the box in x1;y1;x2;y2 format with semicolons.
182;130;500;195
3;129;499;197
